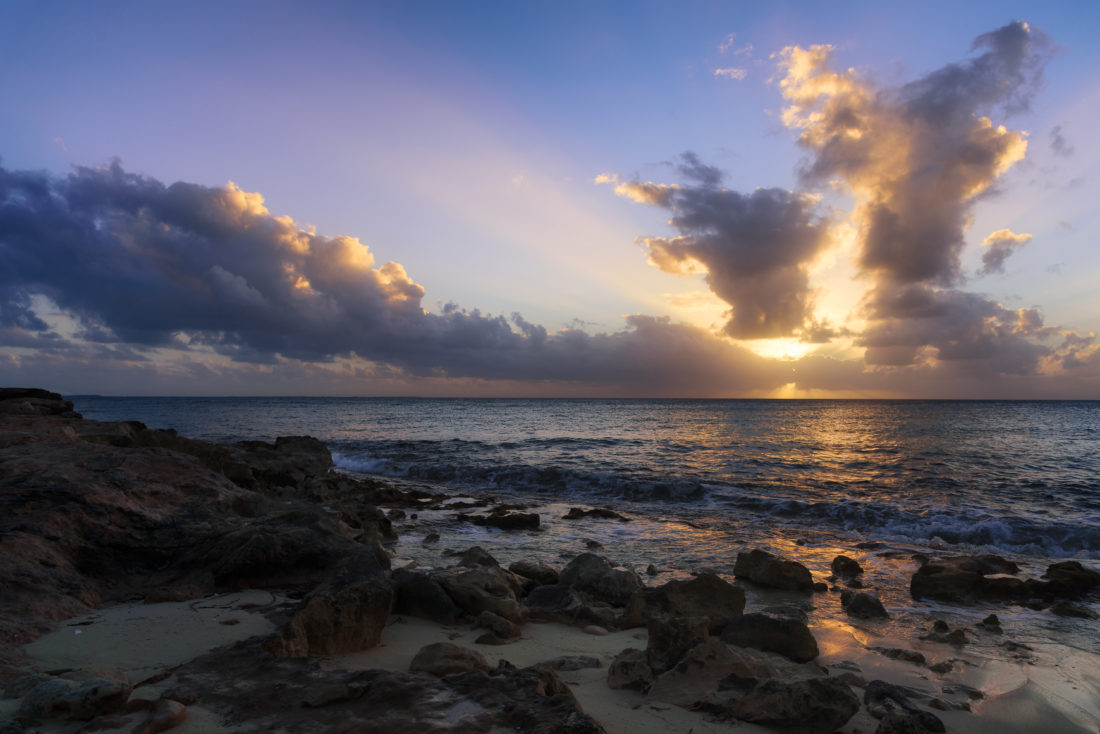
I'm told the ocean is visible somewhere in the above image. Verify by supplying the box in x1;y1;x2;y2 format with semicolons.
66;396;1100;657
70;396;1099;559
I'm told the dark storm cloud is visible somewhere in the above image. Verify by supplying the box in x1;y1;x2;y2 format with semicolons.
606;154;832;340
0;161;786;393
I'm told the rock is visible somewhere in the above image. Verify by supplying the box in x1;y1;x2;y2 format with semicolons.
137;698;187;734
646;616;709;672
563;507;631;522
729;677;860;734
872;648;927;665
721;613;819;663
435;564;524;622
979;613;1002;632
919;625;968;646
18;677;132;721
523;584;617;628
472;512;541;531
585;539;604;550
540;655;602;671
909;555;1022;604
646;564;658;576
1042;561;1100;599
477;610;522;639
733;549;814;592
620;572;745;633
391;568;464;625
583;625;609;636
455;546;505;569
865;680;945;733
832;555;864;578
841;590;890;619
509;559;560;587
607;649;654;691
1050;601;1098;619
475;632;510;645
422;532;440;544
648;639;739;708
559;553;643;606
409;642;492;676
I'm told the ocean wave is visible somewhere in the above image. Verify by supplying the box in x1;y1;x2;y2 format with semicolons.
719;494;1100;557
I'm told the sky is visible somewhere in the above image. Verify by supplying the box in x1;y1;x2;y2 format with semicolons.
1;0;1099;398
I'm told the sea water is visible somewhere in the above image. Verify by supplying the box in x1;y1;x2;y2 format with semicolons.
70;397;1099;561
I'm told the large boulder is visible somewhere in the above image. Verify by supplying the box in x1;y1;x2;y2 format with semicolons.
435;564;525;622
647;639;738;708
391;568;464;625
646;616;709;673
523;585;616;628
559;553;643;606
721;613;819;663
734;549;814;592
620;572;745;633
729;677;860;734
509;560;560;587
263;552;394;657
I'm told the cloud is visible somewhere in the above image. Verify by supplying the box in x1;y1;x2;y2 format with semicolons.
718;34;753;56
979;228;1032;275
0;160;791;395
774;21;1065;374
714;68;747;81
1049;124;1074;157
603;153;832;340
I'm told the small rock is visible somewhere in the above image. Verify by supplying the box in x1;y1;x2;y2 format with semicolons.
733;549;814;592
583;625;609;636
409;642;491;676
422;532;440;544
871;647;927;665
841;591;889;619
137;698;187;734
563;507;631;521
540;655;602;671
646;564;658;576
832;555;864;578
929;661;953;674
585;539;604;550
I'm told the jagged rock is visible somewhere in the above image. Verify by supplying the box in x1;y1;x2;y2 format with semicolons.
841;590;890;619
733;549;813;592
137;698;187;734
435;564;525;622
721;613;819;663
263;551;393;657
1042;561;1100;599
648;639;737;708
909;555;1022;604
620;572;745;633
1050;601;1098;619
563;507;631;522
979;613;1002;632
832;555;864;578
409;642;492;676
478;610;522;639
509;559;560;587
872;648;927;665
18;677;132;721
523;585;616;628
455;546;505;569
864;680;945;733
392;568;464;624
607;649;654;691
559;553;643;606
728;677;860;734
646;616;709;672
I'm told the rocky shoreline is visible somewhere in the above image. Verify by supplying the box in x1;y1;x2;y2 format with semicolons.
1;388;1098;733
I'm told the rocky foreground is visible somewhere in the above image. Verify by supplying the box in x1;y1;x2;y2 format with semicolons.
1;388;1098;734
